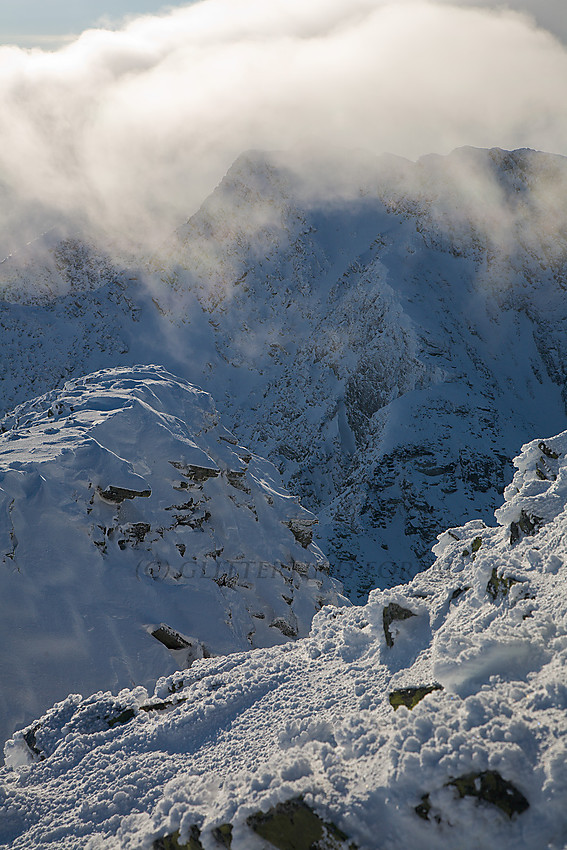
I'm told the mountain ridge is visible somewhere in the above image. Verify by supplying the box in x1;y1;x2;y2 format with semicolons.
0;145;566;598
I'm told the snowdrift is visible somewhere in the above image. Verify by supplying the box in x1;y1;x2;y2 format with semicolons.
2;425;566;849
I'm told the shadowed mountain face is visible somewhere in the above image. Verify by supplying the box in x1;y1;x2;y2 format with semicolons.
1;146;566;598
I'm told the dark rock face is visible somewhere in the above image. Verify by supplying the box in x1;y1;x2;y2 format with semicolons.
151;800;354;850
382;603;416;647
416;771;530;822
169;461;220;483
509;509;543;544
247;797;354;850
22;726;44;761
98;484;151;503
151;624;191;651
486;568;521;601
153;826;203;849
284;518;316;548
211;824;232;848
389;684;443;711
270;616;298;638
448;771;530;818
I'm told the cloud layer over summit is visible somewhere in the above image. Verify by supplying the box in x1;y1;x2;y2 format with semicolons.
1;0;566;251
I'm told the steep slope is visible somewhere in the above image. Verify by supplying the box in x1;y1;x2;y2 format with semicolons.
1;146;566;598
0;365;344;750
150;146;567;597
2;427;566;850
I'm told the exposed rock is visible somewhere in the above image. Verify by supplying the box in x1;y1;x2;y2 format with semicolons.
415;794;434;822
447;771;529;818
416;771;529;823
486;568;521;601
97;485;151;503
450;586;471;601
128;522;151;543
225;470;251;494
389;684;443;711
538;441;559;460
383;603;416;648
150;624;191;651
153;826;203;849
22;726;44;762
247;798;354;850
285;518;316;548
270;617;298;638
106;707;136;728
211;824;232;847
509;509;543;544
170;461;220;483
471;536;483;554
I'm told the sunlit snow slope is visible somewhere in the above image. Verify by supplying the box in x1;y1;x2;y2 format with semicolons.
2;429;566;849
0;365;345;750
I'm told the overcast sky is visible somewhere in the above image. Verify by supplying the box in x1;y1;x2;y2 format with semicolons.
0;0;566;254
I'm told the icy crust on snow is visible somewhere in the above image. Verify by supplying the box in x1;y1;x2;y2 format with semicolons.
0;365;345;751
2;433;567;849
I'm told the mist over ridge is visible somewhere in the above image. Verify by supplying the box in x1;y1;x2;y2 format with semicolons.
0;0;566;257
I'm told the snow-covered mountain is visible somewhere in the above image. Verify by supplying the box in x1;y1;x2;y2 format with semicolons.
0;146;566;601
2;426;566;850
0;144;566;848
150;146;567;599
0;365;344;750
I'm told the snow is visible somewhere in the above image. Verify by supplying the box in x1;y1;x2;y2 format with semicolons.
1;147;567;601
1;427;566;848
0;365;346;752
0;145;566;847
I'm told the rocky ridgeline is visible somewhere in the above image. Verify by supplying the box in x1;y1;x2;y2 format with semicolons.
2;426;566;849
0;365;345;749
0;147;566;599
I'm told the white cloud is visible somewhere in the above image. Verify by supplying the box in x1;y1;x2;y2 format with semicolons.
0;0;566;253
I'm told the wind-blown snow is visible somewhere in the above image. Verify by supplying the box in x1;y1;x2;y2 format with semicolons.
1;428;566;849
1;146;566;601
2;0;567;255
0;365;345;751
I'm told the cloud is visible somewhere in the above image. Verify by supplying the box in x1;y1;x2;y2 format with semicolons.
0;0;566;254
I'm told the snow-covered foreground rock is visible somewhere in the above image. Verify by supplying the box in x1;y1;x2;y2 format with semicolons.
2;429;566;849
0;365;344;752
